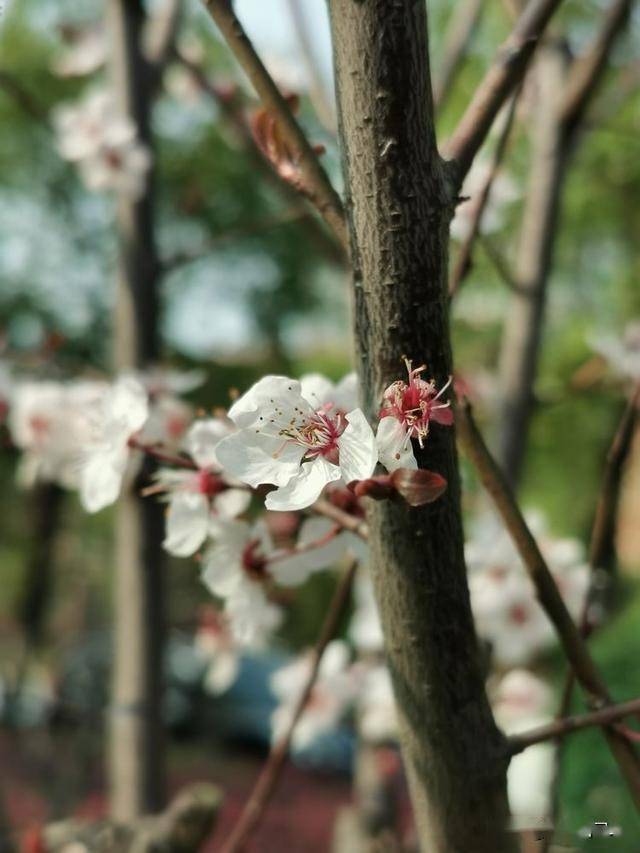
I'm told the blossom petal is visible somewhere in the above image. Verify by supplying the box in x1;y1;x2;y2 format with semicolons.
337;409;377;483
227;375;306;428
432;406;454;426
109;375;149;433
187;418;232;469
216;430;306;488
376;416;416;472
80;447;128;512
163;492;209;557
213;488;251;519
265;458;340;512
299;373;334;408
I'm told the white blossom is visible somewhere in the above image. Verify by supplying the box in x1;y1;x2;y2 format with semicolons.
54;89;151;199
467;512;589;667
349;572;384;655
52;28;106;78
357;664;397;743
216;375;377;511
491;670;555;832
195;605;240;695
156;418;250;557
78;376;149;512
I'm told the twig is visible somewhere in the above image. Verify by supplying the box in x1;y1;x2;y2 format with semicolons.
312;497;369;540
443;0;564;183
173;50;346;268
200;0;349;251
145;0;182;72
559;0;633;136
455;400;640;807
219;558;359;853
478;234;525;294
589;383;640;571
556;384;640;721
509;697;640;755
433;0;486;112
129;437;198;470
448;90;519;299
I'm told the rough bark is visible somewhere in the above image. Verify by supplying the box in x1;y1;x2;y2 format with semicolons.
327;3;513;850
497;43;568;486
108;0;166;819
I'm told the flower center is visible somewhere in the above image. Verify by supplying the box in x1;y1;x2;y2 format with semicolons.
380;359;451;448
276;409;346;465
197;469;226;498
508;603;530;626
241;539;271;583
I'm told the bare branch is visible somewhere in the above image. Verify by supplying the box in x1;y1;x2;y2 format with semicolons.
449;90;519;299
443;0;564;183
144;0;182;70
510;697;640;755
560;0;633;136
433;0;486;112
478;235;526;294
200;0;349;251
455;400;640;806
219;559;358;853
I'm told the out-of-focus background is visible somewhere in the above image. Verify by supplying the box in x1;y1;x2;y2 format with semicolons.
0;0;639;850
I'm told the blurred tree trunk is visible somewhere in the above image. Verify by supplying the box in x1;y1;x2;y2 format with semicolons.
328;2;513;850
107;0;166;819
497;43;568;487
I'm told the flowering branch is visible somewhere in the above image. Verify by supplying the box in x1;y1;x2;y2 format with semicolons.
443;0;563;183
448;89;520;300
455;399;640;806
128;436;198;470
200;0;349;251
509;697;640;755
312;498;369;540
219;558;359;853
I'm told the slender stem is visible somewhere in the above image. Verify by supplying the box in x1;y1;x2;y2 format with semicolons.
200;0;349;251
312;498;369;540
129;437;198;470
456;400;640;808
219;558;358;853
443;0;564;183
267;524;343;565
589;384;640;571
510;697;640;755
478;235;524;295
449;90;519;300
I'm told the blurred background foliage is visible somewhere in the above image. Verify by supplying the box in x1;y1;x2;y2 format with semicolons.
0;0;639;848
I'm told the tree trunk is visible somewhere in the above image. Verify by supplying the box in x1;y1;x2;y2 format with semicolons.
497;43;568;487
327;2;513;850
107;0;166;819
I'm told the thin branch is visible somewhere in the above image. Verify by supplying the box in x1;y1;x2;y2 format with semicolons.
449;90;519;300
509;697;640;755
589;383;640;571
478;234;527;294
219;558;358;853
285;0;337;133
443;0;564;183
200;0;349;251
455;400;640;806
312;497;369;540
433;0;486;112
559;0;633;136
173;50;346;267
